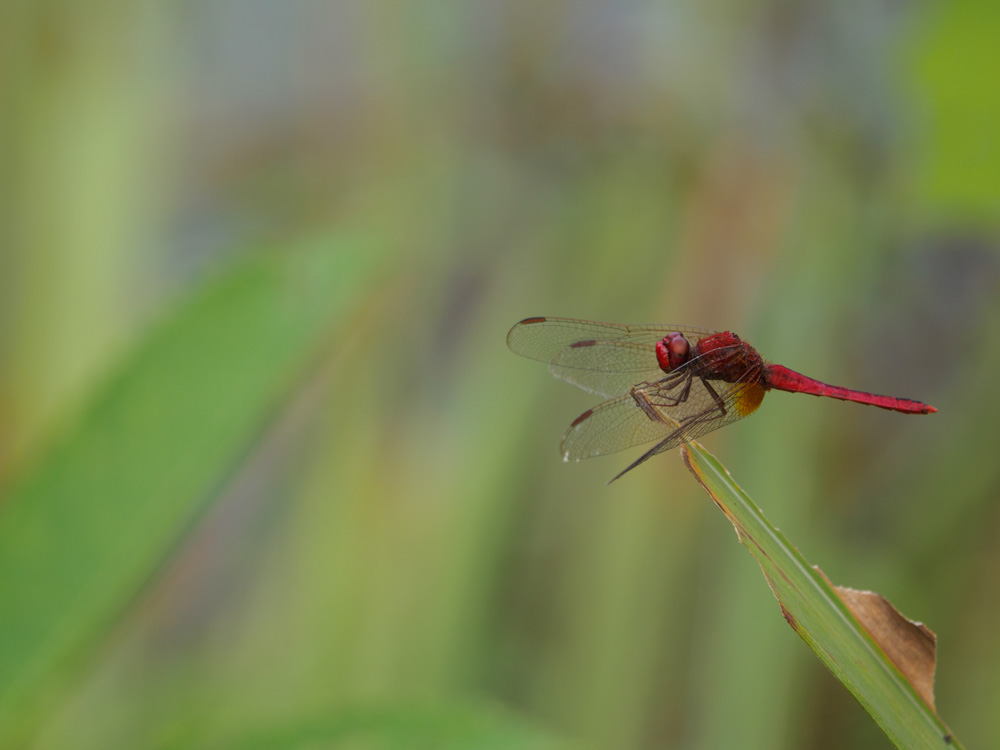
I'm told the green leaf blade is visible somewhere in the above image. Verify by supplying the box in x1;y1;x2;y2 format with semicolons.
682;440;961;750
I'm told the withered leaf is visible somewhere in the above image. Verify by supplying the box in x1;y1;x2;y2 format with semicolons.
831;581;937;712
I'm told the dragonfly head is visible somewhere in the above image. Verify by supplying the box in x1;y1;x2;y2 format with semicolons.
655;332;691;372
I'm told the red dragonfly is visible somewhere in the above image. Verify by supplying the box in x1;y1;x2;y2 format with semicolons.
508;317;937;482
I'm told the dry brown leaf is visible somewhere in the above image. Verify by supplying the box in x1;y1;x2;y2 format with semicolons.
829;579;938;712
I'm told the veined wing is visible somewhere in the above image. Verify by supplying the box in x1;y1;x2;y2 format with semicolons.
607;384;765;482
560;390;679;461
562;371;768;463
507;317;718;398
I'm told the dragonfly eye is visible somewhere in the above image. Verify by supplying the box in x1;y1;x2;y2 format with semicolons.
668;335;689;359
656;332;691;372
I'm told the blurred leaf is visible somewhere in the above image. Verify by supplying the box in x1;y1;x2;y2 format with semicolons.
0;236;383;747
204;702;573;750
905;1;1000;220
682;441;961;750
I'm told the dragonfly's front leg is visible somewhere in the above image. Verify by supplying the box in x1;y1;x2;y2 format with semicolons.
648;371;692;408
661;378;729;432
630;373;691;424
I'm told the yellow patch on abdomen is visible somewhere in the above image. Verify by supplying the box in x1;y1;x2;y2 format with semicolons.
733;382;766;417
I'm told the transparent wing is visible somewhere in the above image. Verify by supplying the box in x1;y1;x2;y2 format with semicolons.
562;370;767;462
559;390;680;460
550;345;665;398
507;317;718;398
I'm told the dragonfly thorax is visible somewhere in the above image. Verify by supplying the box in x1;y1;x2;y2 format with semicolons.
693;332;766;385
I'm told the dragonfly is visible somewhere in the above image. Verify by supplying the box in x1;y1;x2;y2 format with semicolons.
507;317;937;482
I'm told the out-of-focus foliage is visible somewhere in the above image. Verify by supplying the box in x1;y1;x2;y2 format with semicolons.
0;2;997;749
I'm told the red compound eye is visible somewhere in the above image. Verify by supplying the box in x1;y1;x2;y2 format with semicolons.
656;332;690;372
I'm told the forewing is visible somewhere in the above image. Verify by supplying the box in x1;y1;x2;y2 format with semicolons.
507;317;717;398
548;342;664;398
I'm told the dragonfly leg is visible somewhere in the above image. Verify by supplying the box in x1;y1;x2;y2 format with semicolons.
650;372;692;408
630;373;691;424
701;378;727;416
608;382;730;484
611;375;731;483
630;387;667;423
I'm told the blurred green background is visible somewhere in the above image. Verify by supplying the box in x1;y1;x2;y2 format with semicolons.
1;2;999;749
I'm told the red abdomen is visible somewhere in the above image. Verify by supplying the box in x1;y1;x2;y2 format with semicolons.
765;364;936;415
